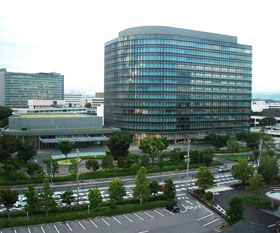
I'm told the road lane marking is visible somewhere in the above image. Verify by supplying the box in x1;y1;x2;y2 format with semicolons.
134;213;144;220
123;214;133;222
163;209;174;215
197;213;213;221
28;228;31;233
196;201;213;215
66;223;73;231
14;230;17;233
41;226;45;233
138;231;149;233
113;216;121;224
101;218;110;226
78;221;86;230
90;220;98;228
53;224;60;233
144;211;154;218
180;204;188;213
185;200;193;205
154;210;164;216
203;218;219;227
268;224;276;227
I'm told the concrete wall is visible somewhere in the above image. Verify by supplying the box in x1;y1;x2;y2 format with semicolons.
9;116;102;130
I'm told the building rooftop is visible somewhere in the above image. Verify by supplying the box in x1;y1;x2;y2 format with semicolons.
13;114;89;119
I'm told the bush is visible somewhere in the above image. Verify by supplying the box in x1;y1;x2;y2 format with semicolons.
241;196;272;209
205;191;213;202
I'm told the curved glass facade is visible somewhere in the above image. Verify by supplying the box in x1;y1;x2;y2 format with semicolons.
104;26;252;141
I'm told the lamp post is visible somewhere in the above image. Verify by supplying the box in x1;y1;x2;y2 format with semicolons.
258;138;263;167
184;138;191;195
76;148;80;205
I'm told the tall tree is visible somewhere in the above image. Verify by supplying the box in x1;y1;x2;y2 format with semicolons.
88;188;102;209
106;131;133;160
133;167;150;207
40;179;56;216
139;136;166;166
0;189;18;222
232;160;255;186
108;178;125;206
0;135;19;161
227;135;239;154
85;159;100;173
57;140;75;158
202;149;214;166
44;157;59;179
61;191;75;211
163;178;176;199
26;163;44;178
149;180;160;196
0;106;12;128
24;184;40;214
101;154;114;169
195;166;214;192
169;148;181;165
244;132;261;150
226;196;244;225
246;173;265;199
259;117;277;126
257;155;278;182
205;133;228;149
16;139;37;163
68;159;78;181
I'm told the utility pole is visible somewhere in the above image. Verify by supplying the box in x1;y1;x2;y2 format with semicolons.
76;148;80;205
185;138;191;195
258;138;263;167
50;160;53;184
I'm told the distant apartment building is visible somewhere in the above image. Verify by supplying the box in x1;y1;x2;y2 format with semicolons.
104;26;252;143
64;91;85;107
0;69;64;108
95;92;104;98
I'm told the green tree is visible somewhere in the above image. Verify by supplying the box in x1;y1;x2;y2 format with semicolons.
106;131;133;160
102;154;114;169
205;133;228;149
108;178;125;206
0;106;12;128
245;132;261;150
128;152;140;164
44;157;59;180
68;159;78;180
149;180;160;196
88;188;102;209
257;155;278;182
163;178;176;199
232;160;255;186
0;135;19;161
40;179;56;216
169;148;181;165
195;166;214;192
16;139;37;163
85;159;100;173
84;103;91;108
227;135;239;154
259;117;277;126
57;140;75;158
160;137;170;148
245;173;265;199
133;167;151;207
226;196;244;225
24;184;40;214
157;156;164;171
140;154;150;167
139;136;166;166
190;150;203;164
117;155;133;169
0;189;18;222
61;191;75;211
261;133;275;152
202;149;214;166
130;163;141;173
26;163;44;178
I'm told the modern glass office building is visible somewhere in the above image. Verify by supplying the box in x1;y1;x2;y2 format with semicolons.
104;26;252;143
0;69;64;108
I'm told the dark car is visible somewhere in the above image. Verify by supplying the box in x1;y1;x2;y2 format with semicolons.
165;204;180;213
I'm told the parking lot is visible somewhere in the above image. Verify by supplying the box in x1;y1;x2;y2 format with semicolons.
1;193;225;233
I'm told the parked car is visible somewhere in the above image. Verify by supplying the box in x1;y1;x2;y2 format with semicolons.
165;204;180;213
217;165;230;173
14;199;27;208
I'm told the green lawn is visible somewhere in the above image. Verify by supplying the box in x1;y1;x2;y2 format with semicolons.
215;154;254;162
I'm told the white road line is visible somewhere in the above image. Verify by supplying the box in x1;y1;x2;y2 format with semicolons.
197;213;213;221
14;230;17;233
53;224;60;233
185;200;193;205
203;218;219;227
196;201;213;215
90;219;98;228
41;226;45;233
66;223;73;232
101;218;110;226
123;214;133;222
138;231;149;233
268;224;276;227
78;221;86;230
134;213;144;220
144;211;154;219
163;209;174;215
28;228;31;233
113;216;121;224
153;210;164;216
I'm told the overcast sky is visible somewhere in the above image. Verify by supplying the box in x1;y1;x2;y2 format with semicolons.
0;0;279;95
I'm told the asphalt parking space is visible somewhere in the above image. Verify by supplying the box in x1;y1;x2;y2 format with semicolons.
53;222;69;232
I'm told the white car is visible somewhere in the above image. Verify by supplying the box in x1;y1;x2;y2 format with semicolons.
52;192;62;199
14;200;27;208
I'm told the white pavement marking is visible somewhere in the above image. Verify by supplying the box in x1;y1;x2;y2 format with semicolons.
180;204;188;214
53;224;60;233
78;221;86;230
101;218;110;226
163;209;174;215
14;230;17;233
90;220;98;228
144;211;154;218
154;210;164;216
196;201;213;215
28;228;31;233
123;214;133;222
134;213;144;220
66;223;73;232
41;226;45;233
197;213;213;221
203;218;220;227
113;216;121;224
268;224;276;227
185;200;193;205
138;231;149;233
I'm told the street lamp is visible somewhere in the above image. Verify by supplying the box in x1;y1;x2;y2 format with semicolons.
76;148;80;205
258;138;263;167
184;138;191;195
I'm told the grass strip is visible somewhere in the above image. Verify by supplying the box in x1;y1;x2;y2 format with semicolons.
241;196;272;209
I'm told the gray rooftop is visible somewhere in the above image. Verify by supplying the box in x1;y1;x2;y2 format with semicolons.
119;26;237;43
